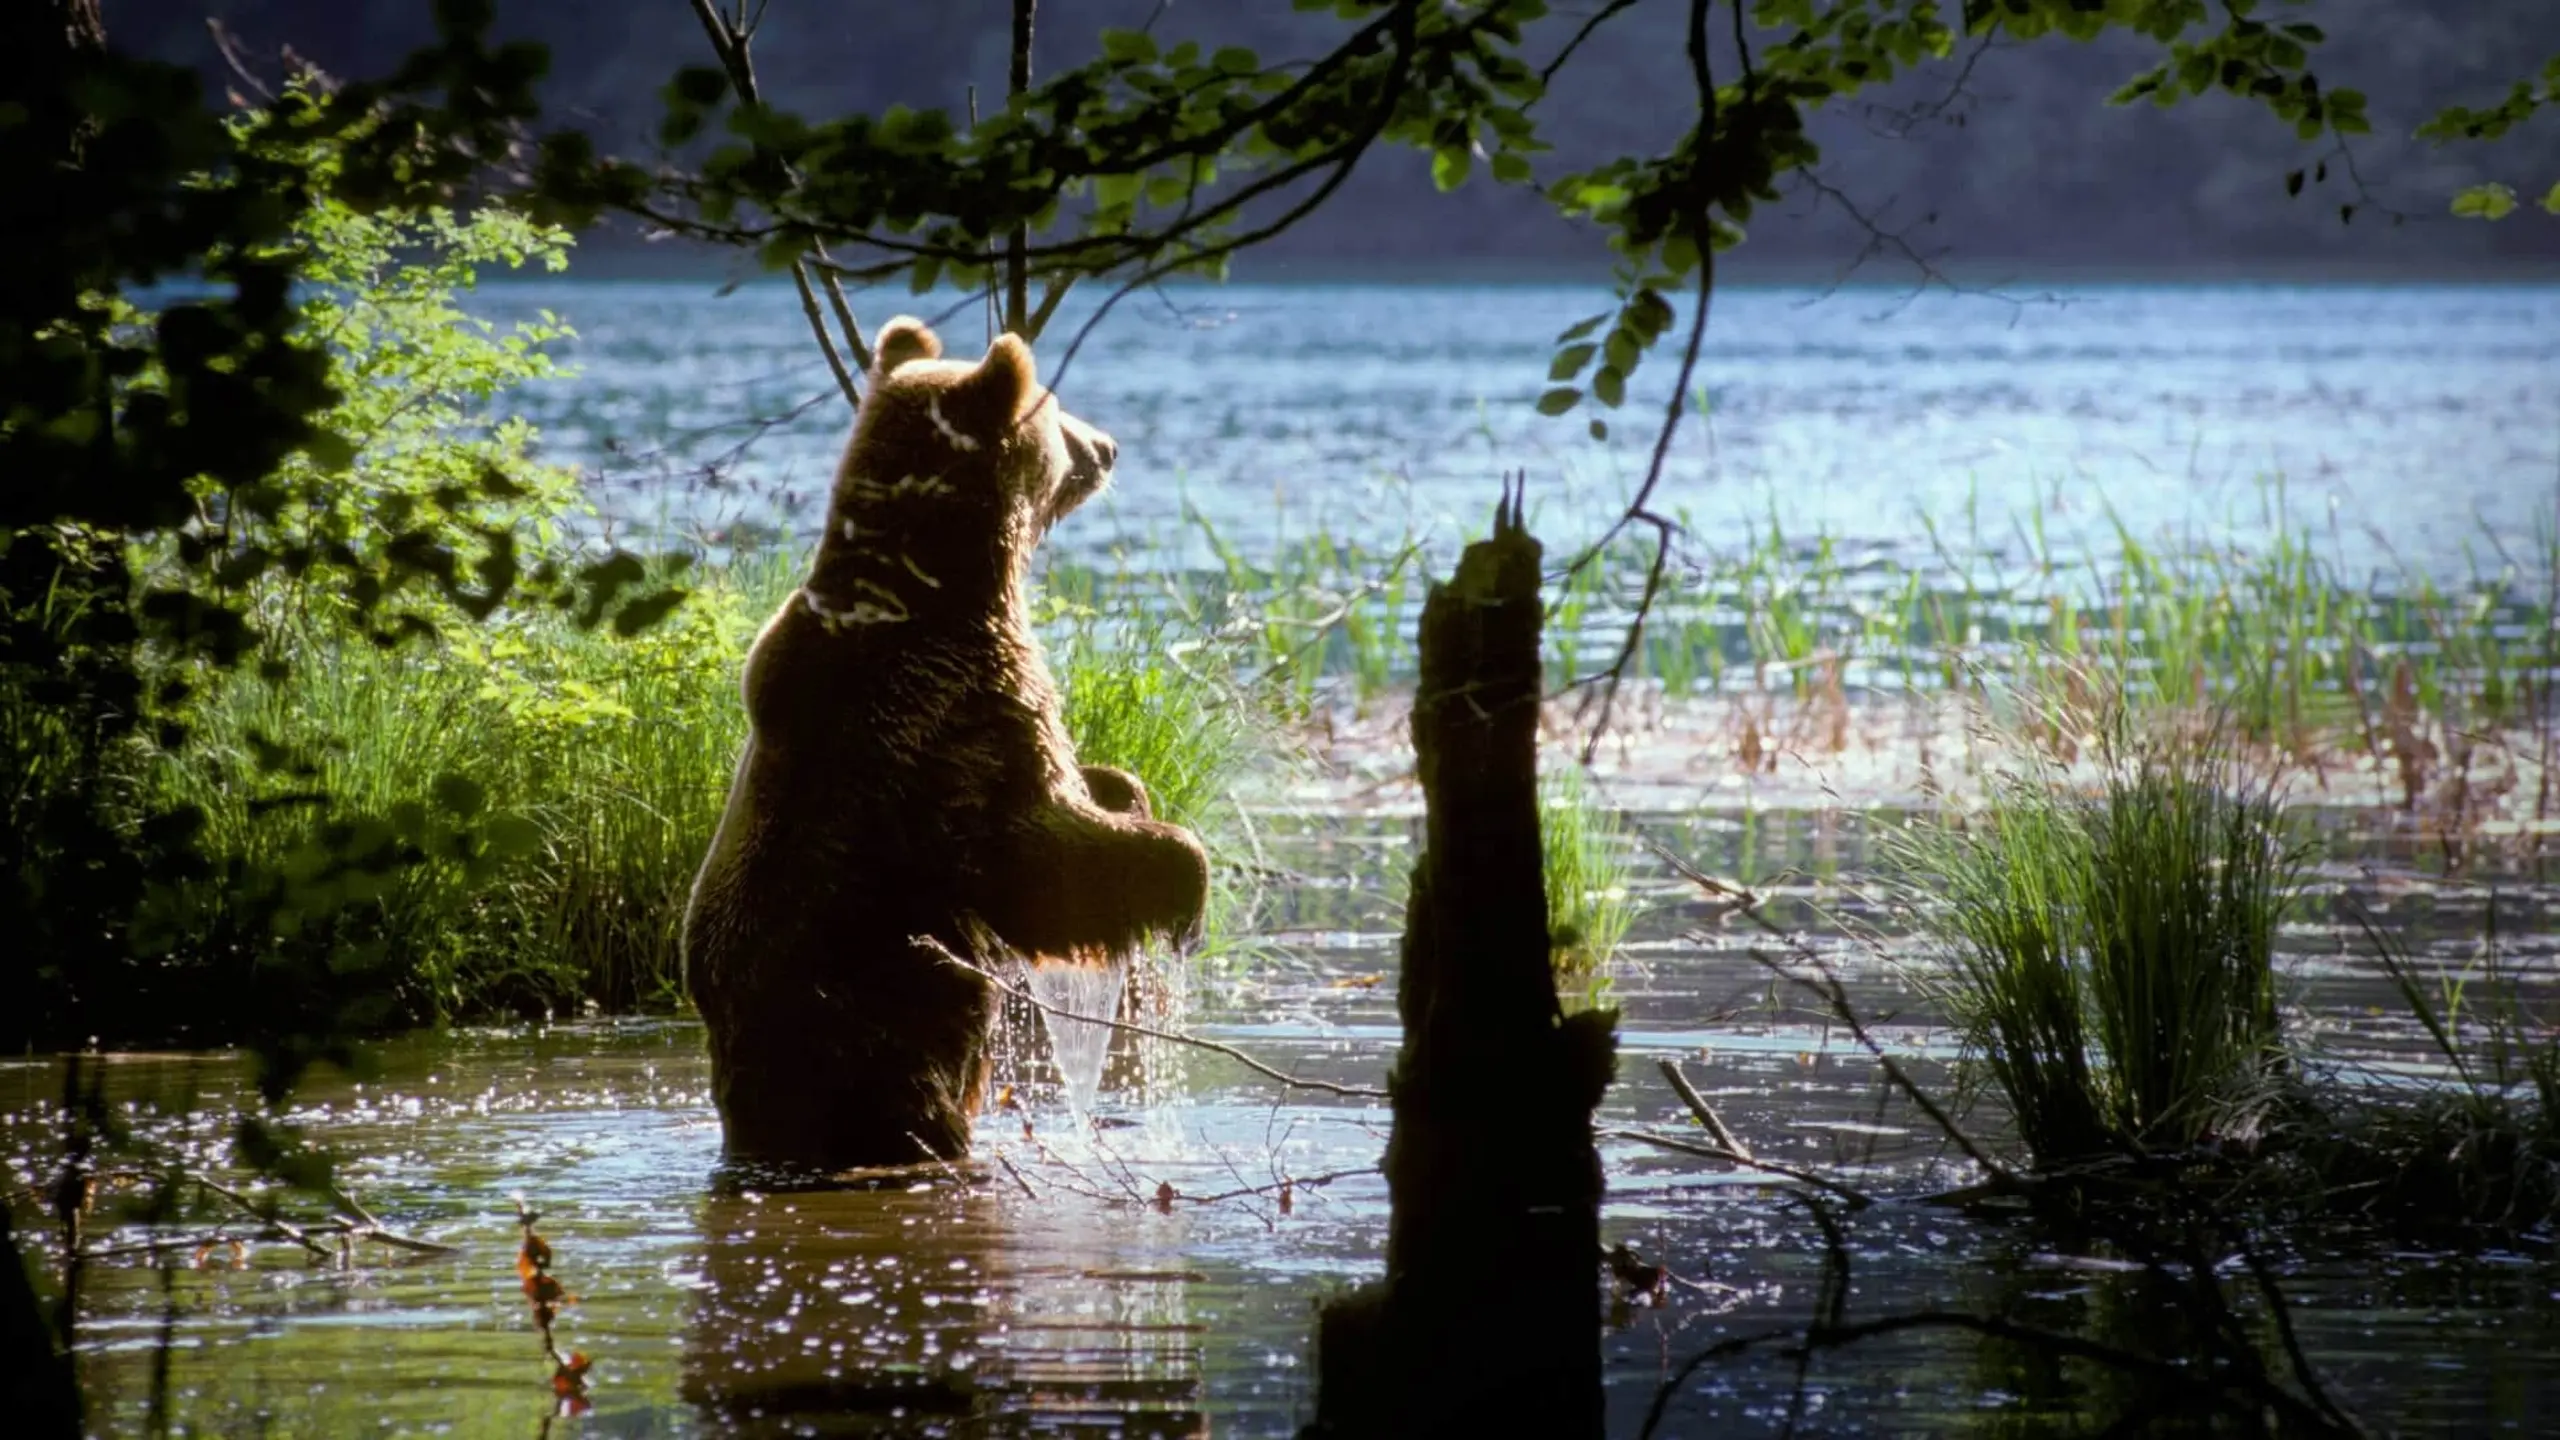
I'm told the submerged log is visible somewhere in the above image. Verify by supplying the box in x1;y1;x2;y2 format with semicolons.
1307;483;1618;1438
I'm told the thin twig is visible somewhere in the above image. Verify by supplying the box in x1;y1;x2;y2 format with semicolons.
788;262;862;407
1602;1127;1874;1209
1658;1058;1753;1159
818;270;873;372
1005;0;1038;335
1751;947;2015;1186
188;1175;331;1258
79;1176;456;1263
2239;1242;2368;1436
1568;0;1719;753
687;0;870;399
1538;0;1646;88
994;1150;1041;1200
1024;273;1076;341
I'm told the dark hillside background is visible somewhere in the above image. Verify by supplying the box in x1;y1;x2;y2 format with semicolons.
115;0;2560;279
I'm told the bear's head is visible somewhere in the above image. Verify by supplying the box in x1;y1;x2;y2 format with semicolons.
805;318;1114;629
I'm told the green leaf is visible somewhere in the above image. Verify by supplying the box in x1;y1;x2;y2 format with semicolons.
1556;313;1609;344
431;773;486;819
481;814;544;860
1548;343;1597;381
668;66;729;108
303;428;357;473
1432;146;1473;192
1603;329;1640;376
1490;151;1533;185
1094;173;1142;213
1211;45;1259;76
1535;387;1581;416
2451;183;2519;220
1587;418;1609;442
1569;181;1629;214
2541;181;2560;215
1592;366;1626;408
1100;28;1158;64
612;586;690;637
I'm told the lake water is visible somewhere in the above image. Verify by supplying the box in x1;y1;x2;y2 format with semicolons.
14;281;2558;1433
482;280;2560;581
16;809;2560;1436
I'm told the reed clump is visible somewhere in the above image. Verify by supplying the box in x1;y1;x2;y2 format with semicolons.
1892;681;2560;1239
1891;702;2304;1166
2270;910;2560;1238
1541;765;1636;980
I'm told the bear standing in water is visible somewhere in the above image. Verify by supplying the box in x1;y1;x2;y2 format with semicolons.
682;317;1209;1172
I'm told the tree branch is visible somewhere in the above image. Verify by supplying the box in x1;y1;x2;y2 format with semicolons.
1569;0;1718;753
686;0;872;400
1038;3;1421;398
790;262;861;407
1005;0;1037;335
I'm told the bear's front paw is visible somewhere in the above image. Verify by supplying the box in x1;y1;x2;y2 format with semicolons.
1149;824;1211;951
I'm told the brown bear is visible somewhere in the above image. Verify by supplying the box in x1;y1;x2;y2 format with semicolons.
681;316;1210;1174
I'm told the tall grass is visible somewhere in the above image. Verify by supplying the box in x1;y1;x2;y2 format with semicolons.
2281;905;2560;1236
1541;765;1636;981
142;552;1272;1024
1890;708;2306;1164
1045;481;2556;781
1047;600;1281;953
151;554;790;1019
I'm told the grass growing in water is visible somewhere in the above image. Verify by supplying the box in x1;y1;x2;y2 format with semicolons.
1890;704;2305;1164
2279;905;2560;1237
1541;765;1636;980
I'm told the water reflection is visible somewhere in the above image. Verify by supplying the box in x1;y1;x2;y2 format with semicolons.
9;806;2560;1434
682;1179;1208;1436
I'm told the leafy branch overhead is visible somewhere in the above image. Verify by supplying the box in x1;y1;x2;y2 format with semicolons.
2421;54;2560;219
426;2;2547;432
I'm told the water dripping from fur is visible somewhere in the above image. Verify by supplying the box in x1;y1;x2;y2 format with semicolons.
1023;953;1129;1119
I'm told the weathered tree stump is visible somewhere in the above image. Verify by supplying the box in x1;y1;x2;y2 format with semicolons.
1307;483;1618;1438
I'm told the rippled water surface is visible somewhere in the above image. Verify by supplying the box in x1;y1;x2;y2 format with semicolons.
14;811;2560;1436
484;280;2560;575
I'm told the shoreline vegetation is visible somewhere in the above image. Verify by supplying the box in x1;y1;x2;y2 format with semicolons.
474;249;2560;289
100;480;2558;1036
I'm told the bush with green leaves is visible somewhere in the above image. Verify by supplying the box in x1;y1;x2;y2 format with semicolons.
1;70;705;1048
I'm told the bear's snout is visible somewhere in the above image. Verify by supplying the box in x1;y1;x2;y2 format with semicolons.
1051;418;1117;521
1065;422;1116;480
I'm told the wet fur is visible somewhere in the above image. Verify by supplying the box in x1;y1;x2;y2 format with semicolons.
682;319;1209;1171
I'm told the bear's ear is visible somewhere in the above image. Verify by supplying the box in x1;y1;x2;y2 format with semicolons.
873;317;942;374
969;333;1039;421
